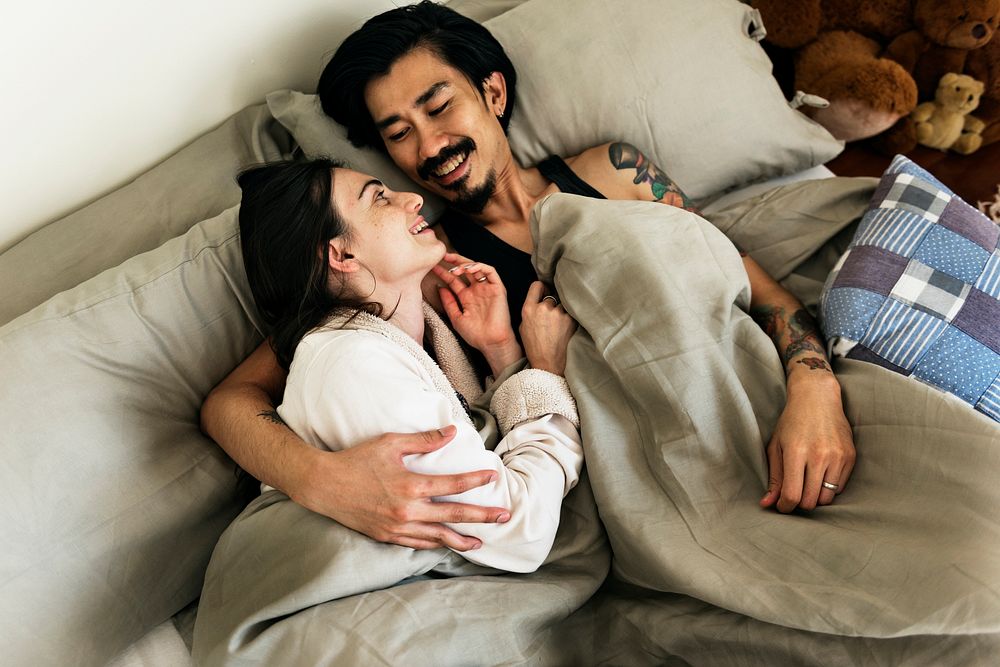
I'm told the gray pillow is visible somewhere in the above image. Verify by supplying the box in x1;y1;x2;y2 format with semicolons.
0;206;261;667
0;104;289;327
273;0;842;206
444;0;528;22
485;0;844;201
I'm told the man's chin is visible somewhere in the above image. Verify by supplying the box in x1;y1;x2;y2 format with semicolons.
425;172;496;215
450;181;495;215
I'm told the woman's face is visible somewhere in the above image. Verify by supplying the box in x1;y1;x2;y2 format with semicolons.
329;168;445;290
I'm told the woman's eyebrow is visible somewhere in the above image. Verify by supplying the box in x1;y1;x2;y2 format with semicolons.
359;179;384;200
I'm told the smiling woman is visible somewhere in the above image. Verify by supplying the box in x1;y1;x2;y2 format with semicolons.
220;156;585;579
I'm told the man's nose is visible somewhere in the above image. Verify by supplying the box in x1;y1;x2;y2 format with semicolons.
416;125;448;161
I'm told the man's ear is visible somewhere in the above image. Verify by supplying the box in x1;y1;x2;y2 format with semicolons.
327;240;359;274
482;71;507;117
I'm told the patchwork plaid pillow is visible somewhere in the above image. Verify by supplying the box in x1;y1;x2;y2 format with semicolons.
820;155;1000;422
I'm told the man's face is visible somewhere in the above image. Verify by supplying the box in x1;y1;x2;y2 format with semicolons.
364;48;507;213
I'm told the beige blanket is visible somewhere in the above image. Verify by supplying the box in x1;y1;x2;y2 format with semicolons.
193;179;1000;666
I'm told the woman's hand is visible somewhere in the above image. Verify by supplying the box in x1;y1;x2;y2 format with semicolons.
759;371;856;513
520;281;577;376
432;252;521;375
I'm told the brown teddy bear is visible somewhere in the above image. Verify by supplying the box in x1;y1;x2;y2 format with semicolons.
886;0;1000;99
752;0;1000;150
751;0;918;142
912;72;986;153
966;32;1000;145
875;0;1000;153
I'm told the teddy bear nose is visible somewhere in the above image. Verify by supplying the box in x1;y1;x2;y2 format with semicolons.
972;24;987;39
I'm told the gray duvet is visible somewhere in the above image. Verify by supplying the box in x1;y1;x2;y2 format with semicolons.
193;179;1000;666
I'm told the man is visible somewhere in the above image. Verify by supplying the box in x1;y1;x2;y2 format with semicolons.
201;1;854;551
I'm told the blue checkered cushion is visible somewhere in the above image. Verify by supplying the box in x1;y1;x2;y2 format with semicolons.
820;155;1000;422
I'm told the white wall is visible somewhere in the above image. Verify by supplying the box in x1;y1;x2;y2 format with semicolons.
0;0;408;252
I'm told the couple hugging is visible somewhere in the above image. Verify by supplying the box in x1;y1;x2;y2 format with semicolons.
193;2;855;660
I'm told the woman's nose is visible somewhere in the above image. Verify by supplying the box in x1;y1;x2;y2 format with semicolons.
406;192;423;211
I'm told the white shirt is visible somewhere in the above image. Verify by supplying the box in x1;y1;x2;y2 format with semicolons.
276;327;583;573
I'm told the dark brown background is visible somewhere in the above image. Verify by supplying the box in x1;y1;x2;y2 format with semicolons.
826;140;1000;208
763;44;1000;208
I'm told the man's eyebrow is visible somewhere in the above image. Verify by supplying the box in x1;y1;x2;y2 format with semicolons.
374;82;450;130
359;179;383;200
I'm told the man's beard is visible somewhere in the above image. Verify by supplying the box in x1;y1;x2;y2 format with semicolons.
449;169;497;215
417;137;496;214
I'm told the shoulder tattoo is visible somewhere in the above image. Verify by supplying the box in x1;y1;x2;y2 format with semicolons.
608;142;697;211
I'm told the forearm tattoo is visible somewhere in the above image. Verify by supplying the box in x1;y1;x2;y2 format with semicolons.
608;142;698;211
258;409;290;429
749;305;831;374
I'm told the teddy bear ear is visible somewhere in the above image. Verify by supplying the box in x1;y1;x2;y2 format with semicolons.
941;72;960;86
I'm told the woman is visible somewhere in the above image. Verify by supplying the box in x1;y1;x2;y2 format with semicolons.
236;158;583;573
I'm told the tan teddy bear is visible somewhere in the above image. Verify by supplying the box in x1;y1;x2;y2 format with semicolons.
912;72;986;153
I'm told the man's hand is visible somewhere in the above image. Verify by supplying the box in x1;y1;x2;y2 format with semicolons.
759;373;856;513
519;281;577;376
293;425;512;551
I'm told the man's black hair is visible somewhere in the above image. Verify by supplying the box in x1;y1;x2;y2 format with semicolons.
317;1;518;152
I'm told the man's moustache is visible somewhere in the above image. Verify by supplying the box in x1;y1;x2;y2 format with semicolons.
417;138;476;181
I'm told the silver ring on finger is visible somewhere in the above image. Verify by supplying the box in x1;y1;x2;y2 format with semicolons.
821;481;839;491
541;295;559;305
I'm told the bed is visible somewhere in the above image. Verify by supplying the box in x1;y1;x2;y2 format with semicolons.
2;1;998;665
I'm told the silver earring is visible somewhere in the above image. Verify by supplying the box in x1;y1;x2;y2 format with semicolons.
497;110;504;119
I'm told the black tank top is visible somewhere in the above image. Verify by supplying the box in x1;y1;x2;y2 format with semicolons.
439;155;606;334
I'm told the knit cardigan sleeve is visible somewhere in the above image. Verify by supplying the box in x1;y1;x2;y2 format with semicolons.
489;368;580;436
278;330;583;574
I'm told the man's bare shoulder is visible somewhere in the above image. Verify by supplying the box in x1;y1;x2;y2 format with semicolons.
563;141;683;202
569;141;698;210
561;143;634;199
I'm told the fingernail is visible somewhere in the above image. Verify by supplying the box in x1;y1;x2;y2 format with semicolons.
437;425;456;436
497;511;511;523
470;541;483;550
464;263;477;269
448;266;460;273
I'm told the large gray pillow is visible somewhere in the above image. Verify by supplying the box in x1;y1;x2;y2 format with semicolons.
0;104;289;327
486;0;844;201
273;0;842;205
444;0;528;22
0;206;261;667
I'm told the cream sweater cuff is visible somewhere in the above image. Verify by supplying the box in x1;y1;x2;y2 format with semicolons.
489;368;580;435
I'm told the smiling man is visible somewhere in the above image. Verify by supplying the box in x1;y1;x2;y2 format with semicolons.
200;1;856;553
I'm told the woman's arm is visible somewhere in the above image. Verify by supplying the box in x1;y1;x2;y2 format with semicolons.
294;336;582;573
743;257;856;513
200;341;510;550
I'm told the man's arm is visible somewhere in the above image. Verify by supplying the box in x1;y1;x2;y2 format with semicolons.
606;141;699;211
743;258;856;513
200;342;510;550
578;141;856;512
